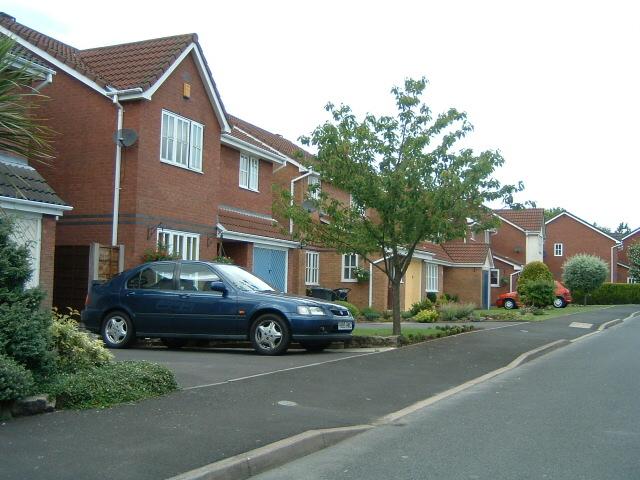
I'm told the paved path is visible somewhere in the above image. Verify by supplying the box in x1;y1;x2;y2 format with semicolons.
0;306;636;480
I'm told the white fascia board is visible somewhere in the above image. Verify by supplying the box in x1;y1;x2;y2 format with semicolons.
217;229;299;248
1;196;72;216
545;211;620;243
411;250;435;261
221;134;286;165
9;54;56;77
622;227;640;241
617;262;630;269
486;250;495;269
133;44;231;132
494;213;525;232
493;255;523;269
0;26;107;95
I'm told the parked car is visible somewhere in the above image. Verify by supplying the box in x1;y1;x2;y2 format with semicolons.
496;281;572;309
81;261;354;355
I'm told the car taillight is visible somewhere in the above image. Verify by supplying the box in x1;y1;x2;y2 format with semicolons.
85;292;90;307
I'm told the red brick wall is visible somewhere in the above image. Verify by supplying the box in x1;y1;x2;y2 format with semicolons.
544;215;617;281
39;215;57;308
490;259;517;305
443;267;483;306
491;221;526;265
617;264;630;283
620;233;640;266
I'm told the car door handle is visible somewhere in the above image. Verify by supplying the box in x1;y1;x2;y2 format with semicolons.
126;292;136;296
179;294;190;299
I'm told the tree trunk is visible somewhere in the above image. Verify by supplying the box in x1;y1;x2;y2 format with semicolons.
391;278;402;336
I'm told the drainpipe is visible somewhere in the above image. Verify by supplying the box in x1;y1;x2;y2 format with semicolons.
105;88;142;246
289;171;313;234
33;72;54;92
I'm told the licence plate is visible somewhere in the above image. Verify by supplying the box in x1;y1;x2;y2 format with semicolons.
338;321;353;331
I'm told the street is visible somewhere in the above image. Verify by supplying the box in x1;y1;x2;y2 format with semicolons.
255;312;640;480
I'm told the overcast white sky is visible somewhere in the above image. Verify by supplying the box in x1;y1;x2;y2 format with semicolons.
6;0;639;230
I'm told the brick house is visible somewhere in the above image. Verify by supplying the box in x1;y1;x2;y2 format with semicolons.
617;227;640;283
544;211;621;282
0;38;72;307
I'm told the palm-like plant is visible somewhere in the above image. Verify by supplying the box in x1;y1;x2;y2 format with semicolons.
0;36;53;162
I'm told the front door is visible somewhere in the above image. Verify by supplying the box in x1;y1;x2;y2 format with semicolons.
482;270;490;309
252;246;287;292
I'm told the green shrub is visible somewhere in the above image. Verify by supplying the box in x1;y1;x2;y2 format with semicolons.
438;302;476;321
0;353;34;402
400;310;414;319
409;298;433;316
333;301;360;319
517;261;554;288
142;242;179;262
441;293;459;303
49;361;178;409
562;254;609;304
414;309;439;323
583;283;640;304
381;310;392;320
426;292;437;303
361;307;381;321
518;279;555;308
51;309;112;374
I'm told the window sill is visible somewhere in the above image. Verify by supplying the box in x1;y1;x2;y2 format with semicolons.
341;279;358;283
160;159;203;174
239;185;260;193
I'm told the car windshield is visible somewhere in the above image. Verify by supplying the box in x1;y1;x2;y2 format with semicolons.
214;264;276;292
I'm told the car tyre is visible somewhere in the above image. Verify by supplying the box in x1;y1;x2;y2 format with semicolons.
250;314;290;355
504;299;517;310
553;297;567;308
101;311;134;348
300;341;332;353
161;338;188;349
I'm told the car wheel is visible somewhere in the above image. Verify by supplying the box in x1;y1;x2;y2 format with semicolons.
102;311;134;348
300;341;332;353
504;299;517;310
161;338;188;349
250;314;290;355
553;297;566;308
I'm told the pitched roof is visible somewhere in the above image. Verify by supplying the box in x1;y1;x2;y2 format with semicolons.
441;240;491;264
417;242;453;263
228;115;315;165
0;156;67;206
545;211;620;243
224;126;287;162
621;227;640;242
494;208;544;232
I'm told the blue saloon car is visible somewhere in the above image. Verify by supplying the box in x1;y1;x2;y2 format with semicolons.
81;260;354;355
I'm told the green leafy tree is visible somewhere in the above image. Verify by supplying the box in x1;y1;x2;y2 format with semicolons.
278;78;522;334
0;36;53;162
615;222;631;235
628;242;640;283
543;207;566;221
562;254;608;305
516;261;555;307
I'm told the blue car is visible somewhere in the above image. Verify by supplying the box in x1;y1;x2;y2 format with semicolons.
81;260;354;355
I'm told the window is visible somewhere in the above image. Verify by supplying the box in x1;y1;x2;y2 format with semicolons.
342;253;358;282
628;277;638;284
554;243;563;256
239;154;259;191
160;110;203;172
490;268;500;287
425;263;438;292
127;263;175;290
178;263;220;292
158;229;200;260
308;175;321;199
305;251;320;285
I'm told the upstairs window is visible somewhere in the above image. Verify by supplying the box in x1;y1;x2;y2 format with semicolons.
308;175;321;199
239;154;259;191
554;243;563;256
161;110;203;172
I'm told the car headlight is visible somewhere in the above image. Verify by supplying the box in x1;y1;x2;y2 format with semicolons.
297;306;325;315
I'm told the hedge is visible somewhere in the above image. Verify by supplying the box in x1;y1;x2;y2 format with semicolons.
582;283;640;305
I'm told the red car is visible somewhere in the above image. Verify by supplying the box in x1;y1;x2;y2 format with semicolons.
496;281;572;309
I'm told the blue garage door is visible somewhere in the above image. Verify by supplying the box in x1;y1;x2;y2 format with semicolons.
253;246;287;292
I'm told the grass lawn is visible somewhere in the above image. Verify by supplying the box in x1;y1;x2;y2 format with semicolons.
475;304;610;322
353;327;440;337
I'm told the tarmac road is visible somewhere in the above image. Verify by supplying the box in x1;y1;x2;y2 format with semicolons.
0;305;636;480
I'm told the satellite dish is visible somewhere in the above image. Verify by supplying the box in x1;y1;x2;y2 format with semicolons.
302;200;317;213
113;128;138;147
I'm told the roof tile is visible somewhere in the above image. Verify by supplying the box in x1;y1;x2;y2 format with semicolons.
494;208;544;231
0;157;67;206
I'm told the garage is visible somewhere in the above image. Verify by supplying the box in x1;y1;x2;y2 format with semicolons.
252;245;288;292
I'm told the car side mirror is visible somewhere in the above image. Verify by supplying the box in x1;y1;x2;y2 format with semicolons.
209;281;228;296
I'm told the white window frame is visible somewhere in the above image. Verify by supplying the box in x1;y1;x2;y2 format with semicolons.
425;263;438;292
308;175;321;199
554;243;563;256
160;110;204;172
341;253;358;282
305;251;320;286
490;268;500;287
628;277;638;284
157;228;200;260
239;154;259;191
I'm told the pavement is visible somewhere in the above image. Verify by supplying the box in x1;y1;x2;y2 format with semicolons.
1;305;637;480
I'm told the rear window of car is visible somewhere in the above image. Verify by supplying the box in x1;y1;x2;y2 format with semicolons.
127;264;175;290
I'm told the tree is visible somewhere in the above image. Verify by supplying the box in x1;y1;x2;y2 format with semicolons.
0;36;53;162
516;261;555;307
543;207;565;221
615;222;631;236
562;254;608;305
278;78;522;335
628;242;640;283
